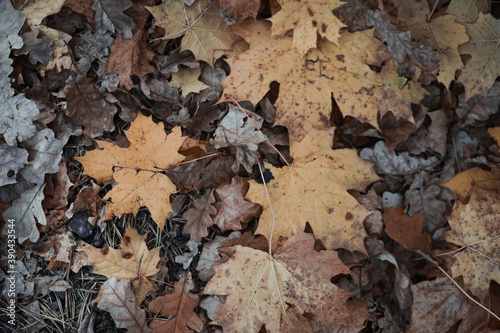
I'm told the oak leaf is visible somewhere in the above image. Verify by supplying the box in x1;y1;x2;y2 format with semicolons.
84;226;161;303
246;128;380;252
75;113;186;228
203;232;365;332
0;145;28;187
445;187;500;301
98;277;154;333
269;0;345;56
183;190;217;243
147;0;240;64
148;272;203;333
0;0;24;65
93;0;135;39
458;13;500;99
168;66;210;97
221;20;425;141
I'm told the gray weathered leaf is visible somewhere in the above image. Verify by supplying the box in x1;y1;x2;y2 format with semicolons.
0;145;28;186
0;0;25;65
93;0;135;39
97;277;153;333
2;183;46;243
14;30;53;65
360;141;440;175
19;128;64;184
212;105;267;172
0;65;39;145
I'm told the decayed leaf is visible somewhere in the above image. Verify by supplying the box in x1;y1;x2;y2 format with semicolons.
203;232;365;332
107;3;155;90
148;272;203;333
15;29;53;65
219;0;260;24
0;0;24;65
213;177;261;232
64;76;118;138
93;0;135;39
196;231;241;282
458;13;500;99
0;65;39;145
98;277;154;333
408;277;488;333
43;159;72;209
147;0;240;64
441;168;500;203
0;145;28;187
383;207;431;254
269;0;345;56
2;184;46;243
221;20;426;141
246;128;379;252
446;0;489;23
75;113;186;229
392;0;468;85
445;187;500;300
183;190;217;243
84;226;161;303
168;67;210;97
490;127;500;149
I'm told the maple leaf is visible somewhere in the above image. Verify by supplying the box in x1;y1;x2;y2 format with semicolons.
168;66;210;97
183;190;217;243
203;232;365;332
269;0;345;56
84;226;161;303
148;272;203;333
392;0;468;86
446;0;489;23
147;0;240;64
441;167;500;203
98;277;154;333
246;128;380;252
75;113;186;229
221;20;425;141
457;13;500;100
444;187;500;301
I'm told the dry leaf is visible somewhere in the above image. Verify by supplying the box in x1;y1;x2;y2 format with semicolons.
246;128;379;252
148;272;203;333
98;277;153;333
168;67;210;97
445;187;500;301
75;113;186;229
84;226;161;303
183;190;217;243
446;0;489;23
219;0;260;24
383;207;431;254
441;168;500;204
203;232;365;332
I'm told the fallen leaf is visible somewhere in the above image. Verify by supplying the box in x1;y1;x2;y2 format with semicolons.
183;190;217;243
458;13;500;99
148;272;203;333
383;207;431;254
269;0;345;56
490;127;500;149
457;82;500;126
75;113;186;228
203;232;365;332
0;145;28;187
93;0;135;39
43;159;72;209
246;128;379;252
196;231;241;281
15;29;53;65
441;168;500;204
168;66;210;97
219;0;260;24
213;176;261;231
147;0;240;64
446;0;489;23
0;0;24;65
445;187;500;301
84;225;161;303
98;277;154;333
408;277;488;333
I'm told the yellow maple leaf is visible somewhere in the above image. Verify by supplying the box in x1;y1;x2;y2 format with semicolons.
393;0;469;86
84;226;161;303
458;13;500;99
445;187;500;301
75;113;186;229
168;66;210;97
269;0;345;56
203;232;365;332
441;167;500;203
246;128;380;253
221;20;425;141
147;0;240;64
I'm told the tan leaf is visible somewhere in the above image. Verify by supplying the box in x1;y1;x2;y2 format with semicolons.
270;0;345;56
213;176;261;232
168;67;210;97
183;190;217;243
441;168;500;203
203;232;365;332
148;272;203;333
246;128;380;252
98;277;154;333
446;0;489;23
489;127;500;151
219;0;260;24
84;226;161;303
147;0;240;64
445;187;500;301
